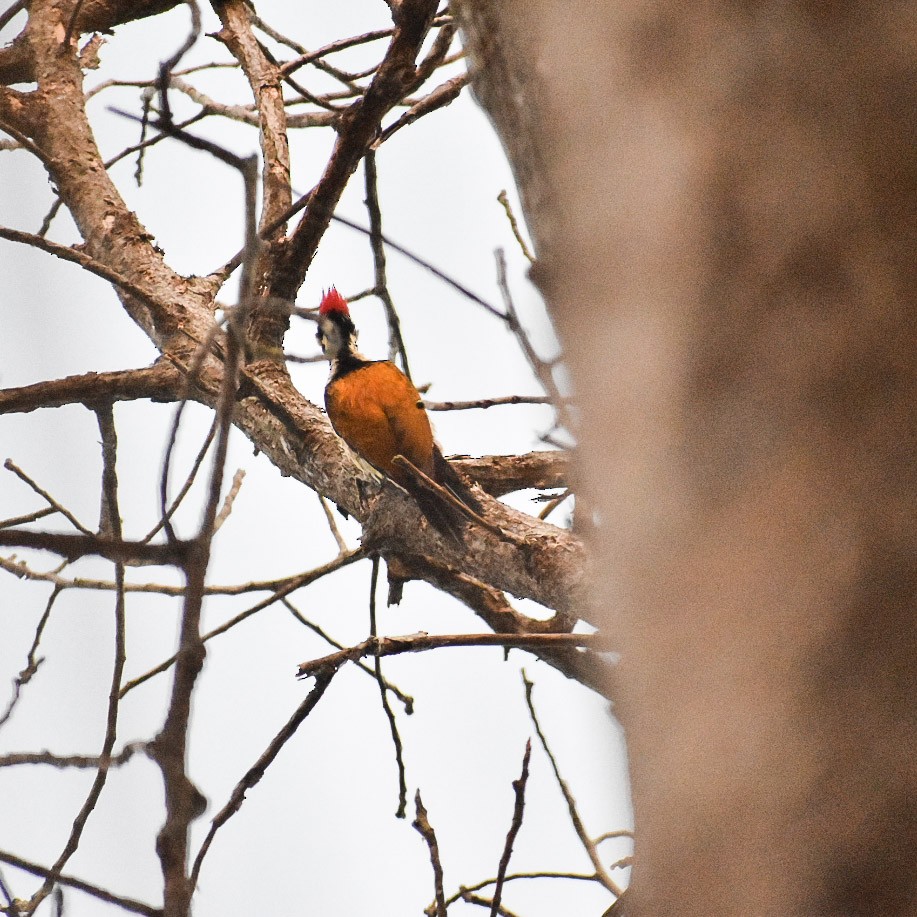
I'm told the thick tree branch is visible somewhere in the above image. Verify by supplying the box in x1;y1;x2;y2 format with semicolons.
11;4;219;349
452;451;570;496
253;0;440;350
213;0;291;235
0;363;183;414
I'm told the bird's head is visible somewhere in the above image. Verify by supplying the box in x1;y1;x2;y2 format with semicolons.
316;287;357;360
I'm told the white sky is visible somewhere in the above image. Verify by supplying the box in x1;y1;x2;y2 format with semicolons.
0;4;631;914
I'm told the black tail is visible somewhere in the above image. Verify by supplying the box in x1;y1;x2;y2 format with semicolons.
403;448;482;544
433;448;483;514
408;484;467;545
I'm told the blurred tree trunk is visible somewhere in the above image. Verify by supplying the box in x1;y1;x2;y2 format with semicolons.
454;3;917;915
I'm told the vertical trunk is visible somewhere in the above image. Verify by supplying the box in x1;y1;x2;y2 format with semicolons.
455;3;917;914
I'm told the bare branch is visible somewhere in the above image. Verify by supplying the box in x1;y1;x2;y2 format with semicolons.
25;406;129;913
0;227;175;321
189;668;336;891
120;549;365;697
491;740;532;916
452;451;569;497
213;0;291;235
414;792;447;917
151;319;243;917
0;529;187;565
297;631;598;679
0;744;144;770
375;73;467;147
425;395;553;412
258;0;441;350
3;459;93;535
364;150;412;372
0;850;160;917
522;674;623;897
0;586;61;733
0;363;184;416
282;597;413;712
369;557;408;818
497;190;535;264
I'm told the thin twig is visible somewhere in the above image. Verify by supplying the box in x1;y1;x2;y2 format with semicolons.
0;866;18;917
282;598;413;712
298;631;598;678
0;507;56;529
331;212;507;322
490;740;532;916
497;191;535;264
0;0;26;32
0;743;144;769
317;493;348;553
369;556;408;818
374;73;467;148
25;406;128;913
120;549;364;697
414;791;447;917
280;29;393;78
364;150;412;373
189;668;336;890
157;320;226;545
495;249;572;434
424;395;553;411
460;891;520;917
593;830;635;844
0;553;364;597
522;673;623;896
441;872;601;910
141;418;217;543
3;460;93;535
212;468;246;533
0;850;160;917
0;586;61;732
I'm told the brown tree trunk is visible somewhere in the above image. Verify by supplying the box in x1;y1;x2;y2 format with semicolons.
455;3;917;915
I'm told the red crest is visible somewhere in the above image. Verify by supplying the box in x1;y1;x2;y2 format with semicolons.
319;287;350;317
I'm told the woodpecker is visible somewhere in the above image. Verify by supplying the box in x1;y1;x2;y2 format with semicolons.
316;288;481;541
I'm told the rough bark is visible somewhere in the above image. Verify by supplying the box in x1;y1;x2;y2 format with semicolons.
455;2;917;915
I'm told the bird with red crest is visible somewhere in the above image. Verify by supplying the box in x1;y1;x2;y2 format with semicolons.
316;287;481;541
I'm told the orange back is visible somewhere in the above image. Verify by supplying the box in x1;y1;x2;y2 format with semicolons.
325;361;435;486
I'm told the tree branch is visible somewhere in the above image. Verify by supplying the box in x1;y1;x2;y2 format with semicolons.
297;631;598;679
0;363;183;414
